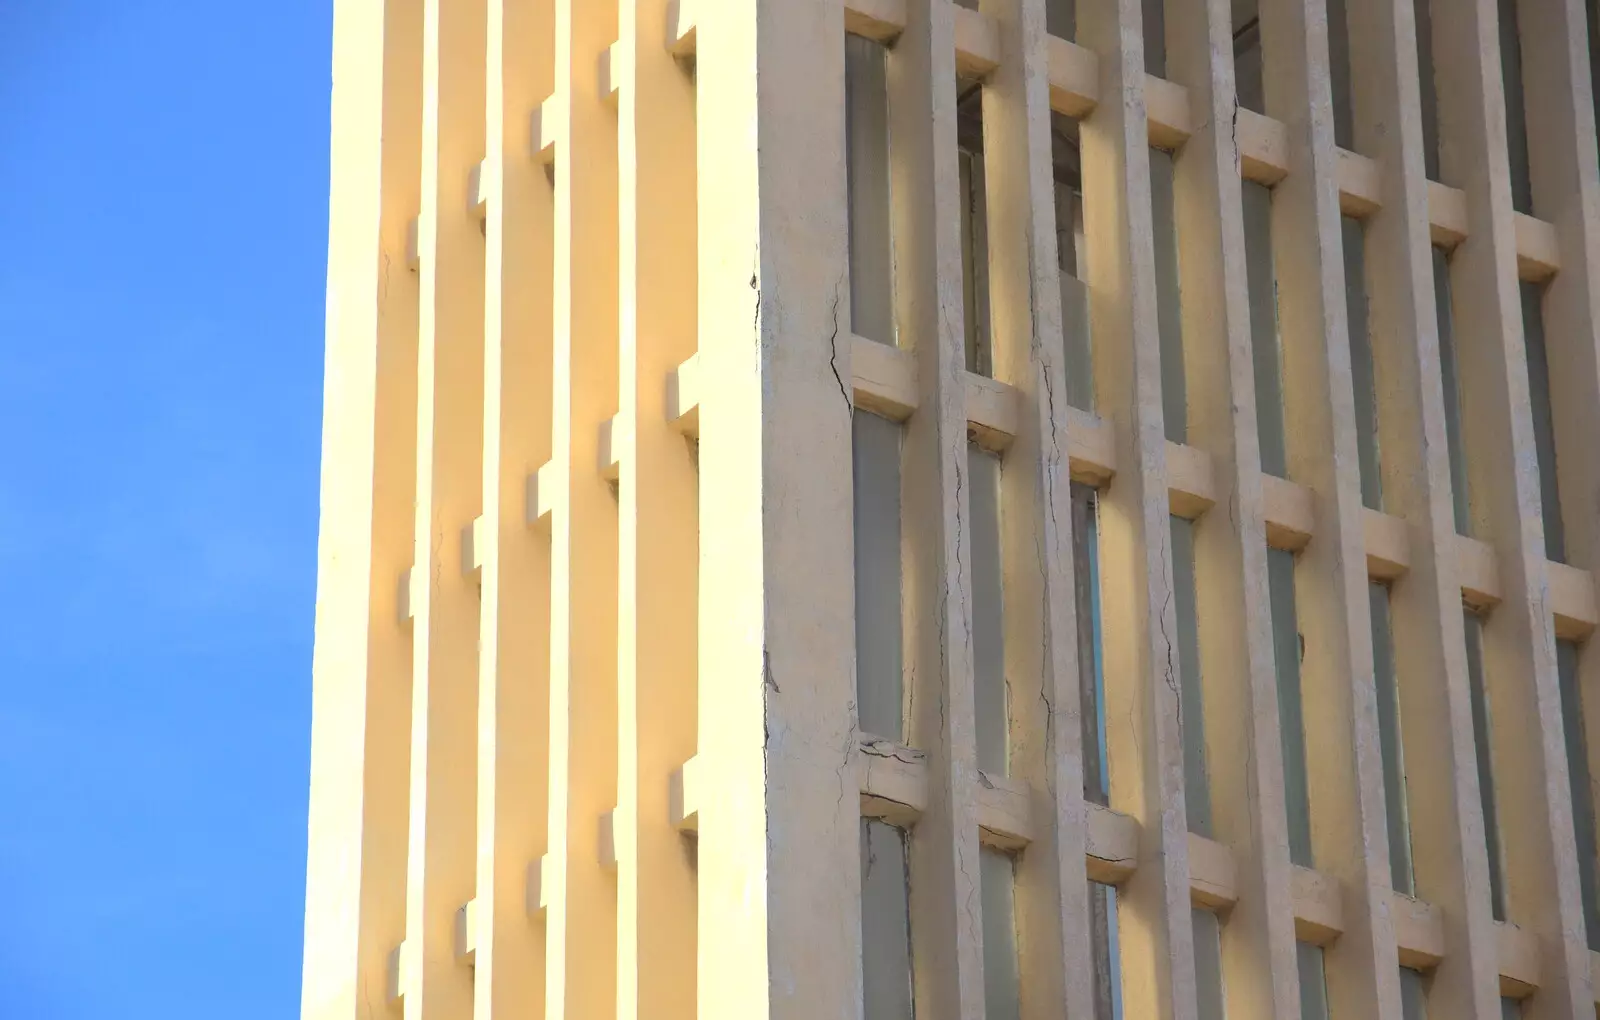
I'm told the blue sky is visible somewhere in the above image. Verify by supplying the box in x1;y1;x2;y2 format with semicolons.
0;2;328;1015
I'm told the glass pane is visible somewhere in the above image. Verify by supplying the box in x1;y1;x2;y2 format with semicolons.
1235;10;1265;114
1075;483;1110;803
1244;181;1288;478
1326;0;1354;149
1464;611;1508;920
970;445;1008;775
1270;548;1313;866
861;820;914;1020
1557;639;1600;948
1151;147;1186;443
1371;583;1414;894
854;410;903;740
1297;943;1330;1020
846;35;893;345
1054;113;1093;411
1172;515;1211;835
1434;248;1470;535
1047;0;1076;40
1520;281;1564;562
980;849;1021;1020
958;82;991;377
1192;908;1226;1020
1144;0;1166;77
1498;0;1534;213
1090;882;1124;1020
1344;216;1382;510
1415;0;1442;180
1400;966;1429;1020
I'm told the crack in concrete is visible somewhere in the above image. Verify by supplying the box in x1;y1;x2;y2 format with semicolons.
827;275;850;413
860;741;925;765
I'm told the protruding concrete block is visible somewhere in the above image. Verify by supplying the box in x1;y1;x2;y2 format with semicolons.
531;95;560;165
598;810;617;868
599;42;622;102
667;354;700;437
461;516;486;575
468;160;490;218
525;461;557;528
665;0;695;57
397;567;417;623
525;855;551;917
455;898;478;963
669;756;702;831
386;941;410;1003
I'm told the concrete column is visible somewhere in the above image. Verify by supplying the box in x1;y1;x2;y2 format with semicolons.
302;0;421;1016
471;0;552;1016
1256;0;1402;1013
614;0;700;1018
1343;0;1505;1014
1076;0;1198;1016
694;0;861;1016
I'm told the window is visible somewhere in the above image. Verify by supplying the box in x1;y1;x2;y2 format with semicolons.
1151;146;1186;443
854;410;904;740
1074;483;1109;804
1371;583;1414;893
846;34;894;345
980;848;1021;1020
1054;113;1093;410
1344;216;1381;510
970;443;1008;775
1243;180;1287;478
957;80;992;377
861;820;915;1019
1463;610;1509;920
1270;548;1313;866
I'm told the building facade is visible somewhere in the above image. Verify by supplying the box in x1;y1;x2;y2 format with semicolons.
302;0;1600;1017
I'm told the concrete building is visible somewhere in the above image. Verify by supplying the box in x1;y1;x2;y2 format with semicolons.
301;0;1600;1016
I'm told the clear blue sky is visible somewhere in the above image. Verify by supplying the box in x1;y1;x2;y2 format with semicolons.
0;2;329;1015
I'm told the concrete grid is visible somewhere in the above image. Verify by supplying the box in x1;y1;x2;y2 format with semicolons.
302;0;1600;1017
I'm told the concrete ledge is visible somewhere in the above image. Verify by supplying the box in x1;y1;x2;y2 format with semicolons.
844;0;906;42
851;335;917;421
1046;36;1098;117
1187;832;1237;911
1166;441;1216;519
1291;865;1343;946
1145;74;1192;150
1085;801;1138;885
1428;182;1468;249
1456;534;1501;611
1364;508;1410;580
974;770;1033;849
964;372;1019;452
1514;212;1560;281
1549;560;1598;640
952;4;998;79
1392;892;1445;970
1337;148;1382;218
1263;474;1314;551
1497;919;1540;997
1239;109;1289;185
